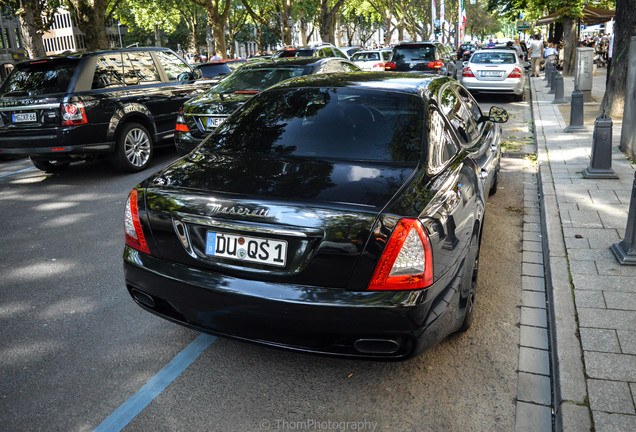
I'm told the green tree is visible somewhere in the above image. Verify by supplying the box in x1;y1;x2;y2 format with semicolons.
465;1;502;41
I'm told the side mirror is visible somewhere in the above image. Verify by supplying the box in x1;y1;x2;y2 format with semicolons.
487;106;509;123
462;61;468;67
194;69;203;79
177;71;196;82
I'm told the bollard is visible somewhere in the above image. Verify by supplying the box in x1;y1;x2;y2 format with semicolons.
610;171;636;265
544;61;552;82
565;85;586;132
549;68;557;94
553;73;567;104
583;111;618;179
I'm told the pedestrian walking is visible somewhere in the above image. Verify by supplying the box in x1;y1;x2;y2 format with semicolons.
528;34;543;77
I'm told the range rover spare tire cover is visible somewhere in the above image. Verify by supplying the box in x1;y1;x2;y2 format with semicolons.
111;122;153;172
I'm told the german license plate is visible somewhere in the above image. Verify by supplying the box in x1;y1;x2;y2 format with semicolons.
12;112;37;123
206;117;225;128
206;232;287;267
480;71;503;77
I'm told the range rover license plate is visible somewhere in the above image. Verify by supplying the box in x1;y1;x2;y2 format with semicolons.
12;112;37;123
206;232;287;267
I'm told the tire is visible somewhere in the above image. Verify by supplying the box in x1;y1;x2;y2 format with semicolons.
111;122;153;172
458;234;480;333
30;157;70;173
513;91;525;102
488;168;499;196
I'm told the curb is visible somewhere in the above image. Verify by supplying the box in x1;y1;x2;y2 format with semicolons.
528;77;592;432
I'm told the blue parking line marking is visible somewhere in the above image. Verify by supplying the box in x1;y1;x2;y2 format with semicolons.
93;333;216;432
0;166;36;178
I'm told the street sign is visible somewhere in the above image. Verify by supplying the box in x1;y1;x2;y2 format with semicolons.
517;20;532;30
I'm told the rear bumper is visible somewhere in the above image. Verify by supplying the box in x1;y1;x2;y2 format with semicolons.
174;130;204;156
461;77;524;95
0;125;114;156
123;246;466;360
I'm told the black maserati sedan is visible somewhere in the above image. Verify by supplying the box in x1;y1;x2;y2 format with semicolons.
124;73;508;359
174;57;360;155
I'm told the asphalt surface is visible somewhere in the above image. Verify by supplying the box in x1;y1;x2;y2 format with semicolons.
0;95;530;432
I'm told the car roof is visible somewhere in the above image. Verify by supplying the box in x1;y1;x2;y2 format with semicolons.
266;72;448;97
237;57;342;69
16;46;176;65
473;49;518;54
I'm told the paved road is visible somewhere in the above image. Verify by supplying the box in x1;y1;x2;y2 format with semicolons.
0;95;531;432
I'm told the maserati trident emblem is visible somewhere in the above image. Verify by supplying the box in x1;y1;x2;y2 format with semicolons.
211;103;224;114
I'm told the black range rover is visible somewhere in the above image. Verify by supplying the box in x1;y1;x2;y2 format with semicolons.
0;47;208;172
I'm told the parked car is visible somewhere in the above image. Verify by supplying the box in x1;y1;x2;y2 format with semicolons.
272;44;348;59
123;73;508;359
175;57;360;155
385;41;458;78
194;59;246;84
460;49;526;101
337;46;362;58
350;49;392;71
0;47;207;172
457;43;481;60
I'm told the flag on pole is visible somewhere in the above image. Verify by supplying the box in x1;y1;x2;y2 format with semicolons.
461;0;467;28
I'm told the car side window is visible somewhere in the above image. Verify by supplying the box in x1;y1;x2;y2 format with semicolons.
439;86;476;145
121;54;140;86
92;54;125;89
454;85;485;135
155;50;191;81
126;51;161;84
428;108;459;174
319;60;344;74
334;49;347;59
340;61;359;72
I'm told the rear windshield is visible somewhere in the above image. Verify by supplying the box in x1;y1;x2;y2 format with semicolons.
393;45;436;62
0;59;78;96
351;52;380;62
213;66;306;93
197;63;232;78
277;49;313;58
471;52;517;64
203;87;424;162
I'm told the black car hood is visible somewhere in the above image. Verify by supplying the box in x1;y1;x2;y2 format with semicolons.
148;151;418;209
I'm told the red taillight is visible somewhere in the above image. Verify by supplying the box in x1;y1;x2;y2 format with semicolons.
61;102;87;125
124;189;150;254
175;108;189;132
372;62;385;69
427;60;444;69
462;67;475;77
234;90;259;94
508;67;523;78
367;218;433;291
385;62;397;71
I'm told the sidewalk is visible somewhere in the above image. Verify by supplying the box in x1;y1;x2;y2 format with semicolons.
530;69;636;431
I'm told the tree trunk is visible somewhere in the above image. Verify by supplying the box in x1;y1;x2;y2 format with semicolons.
212;20;226;58
601;0;636;117
67;0;109;50
319;0;345;44
336;15;342;46
154;25;162;47
562;16;577;75
17;0;46;58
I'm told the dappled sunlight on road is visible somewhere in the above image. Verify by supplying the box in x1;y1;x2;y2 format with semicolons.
4;260;78;282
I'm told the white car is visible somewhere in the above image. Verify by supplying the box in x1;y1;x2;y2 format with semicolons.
460;49;526;101
350;50;392;71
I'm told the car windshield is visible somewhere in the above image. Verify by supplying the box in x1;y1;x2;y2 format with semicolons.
0;59;78;96
393;45;435;62
351;52;380;61
213;66;306;94
471;52;517;64
203;87;424;162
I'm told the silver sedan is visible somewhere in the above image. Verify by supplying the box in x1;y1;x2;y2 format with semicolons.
460;49;526;101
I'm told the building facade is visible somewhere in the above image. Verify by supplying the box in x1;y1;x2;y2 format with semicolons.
0;10;27;82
